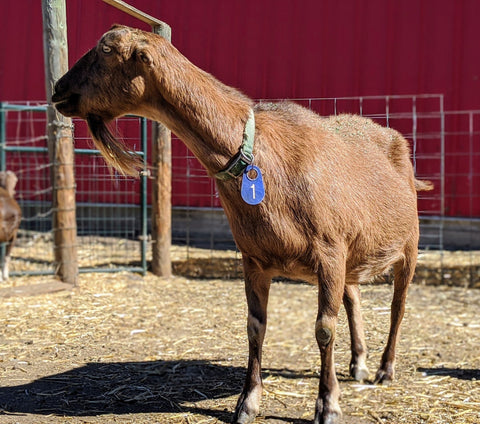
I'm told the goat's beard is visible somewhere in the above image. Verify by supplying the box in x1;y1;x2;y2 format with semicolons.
86;114;144;177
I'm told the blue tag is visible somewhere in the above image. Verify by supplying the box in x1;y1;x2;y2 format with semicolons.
241;165;265;205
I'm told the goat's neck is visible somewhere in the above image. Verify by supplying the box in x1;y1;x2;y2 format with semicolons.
144;44;253;175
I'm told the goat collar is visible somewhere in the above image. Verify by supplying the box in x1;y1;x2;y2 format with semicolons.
214;108;255;181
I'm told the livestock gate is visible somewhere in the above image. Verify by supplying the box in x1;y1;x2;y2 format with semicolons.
2;94;479;287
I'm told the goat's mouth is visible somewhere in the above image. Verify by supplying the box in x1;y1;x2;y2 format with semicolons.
52;92;81;117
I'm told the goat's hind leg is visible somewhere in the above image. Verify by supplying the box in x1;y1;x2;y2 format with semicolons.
375;242;417;383
343;284;369;381
233;257;271;424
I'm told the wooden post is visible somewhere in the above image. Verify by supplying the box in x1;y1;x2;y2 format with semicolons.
102;0;172;277
151;117;172;278
42;0;78;284
151;24;172;278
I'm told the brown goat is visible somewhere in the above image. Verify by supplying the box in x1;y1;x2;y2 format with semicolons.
52;25;432;424
0;171;21;281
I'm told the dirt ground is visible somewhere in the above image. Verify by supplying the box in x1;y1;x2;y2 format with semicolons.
0;271;479;424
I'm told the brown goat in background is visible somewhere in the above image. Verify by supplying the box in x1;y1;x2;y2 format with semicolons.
52;25;432;424
0;171;21;281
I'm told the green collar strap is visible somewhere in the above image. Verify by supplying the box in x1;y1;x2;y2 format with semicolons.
214;108;255;181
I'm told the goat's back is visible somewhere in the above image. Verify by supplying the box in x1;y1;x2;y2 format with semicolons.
321;114;412;177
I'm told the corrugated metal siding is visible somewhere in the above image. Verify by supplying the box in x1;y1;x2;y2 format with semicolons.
1;0;479;216
4;0;480;109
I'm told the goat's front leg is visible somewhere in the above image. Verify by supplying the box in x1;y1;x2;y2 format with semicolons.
233;257;271;424
1;239;14;281
343;284;369;381
314;258;345;424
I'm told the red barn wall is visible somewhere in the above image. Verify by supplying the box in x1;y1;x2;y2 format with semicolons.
1;0;479;217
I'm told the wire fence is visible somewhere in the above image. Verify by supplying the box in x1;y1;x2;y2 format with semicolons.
170;94;479;286
1;96;479;284
171;95;446;250
0;103;148;276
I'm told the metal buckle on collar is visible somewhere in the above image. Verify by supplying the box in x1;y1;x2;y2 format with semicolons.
239;149;254;166
216;149;254;181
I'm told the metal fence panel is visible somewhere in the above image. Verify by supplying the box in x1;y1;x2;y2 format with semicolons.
0;103;148;276
2;96;478;284
171;95;446;253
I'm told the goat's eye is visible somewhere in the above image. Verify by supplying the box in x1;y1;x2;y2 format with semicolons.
102;45;112;54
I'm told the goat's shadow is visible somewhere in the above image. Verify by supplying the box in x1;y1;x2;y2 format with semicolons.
0;360;239;419
417;366;480;381
0;360;315;423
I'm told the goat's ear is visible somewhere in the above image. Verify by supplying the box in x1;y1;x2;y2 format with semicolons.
135;47;153;67
5;171;18;197
0;171;17;196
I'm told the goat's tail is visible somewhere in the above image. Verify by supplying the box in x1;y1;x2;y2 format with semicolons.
87;114;144;178
415;179;434;192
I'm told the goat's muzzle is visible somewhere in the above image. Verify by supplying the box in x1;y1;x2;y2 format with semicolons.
52;77;82;117
52;90;81;117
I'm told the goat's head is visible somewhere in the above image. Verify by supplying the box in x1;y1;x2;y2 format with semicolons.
53;25;158;120
52;25;160;176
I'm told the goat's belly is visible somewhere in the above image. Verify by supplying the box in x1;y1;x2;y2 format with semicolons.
272;266;318;285
267;253;400;286
346;255;401;284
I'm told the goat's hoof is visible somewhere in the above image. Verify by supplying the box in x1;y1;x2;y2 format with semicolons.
314;399;342;424
313;410;342;424
350;362;370;382
232;392;259;424
232;410;256;424
374;368;394;384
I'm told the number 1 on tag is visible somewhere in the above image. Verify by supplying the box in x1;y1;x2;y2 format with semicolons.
241;165;265;205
